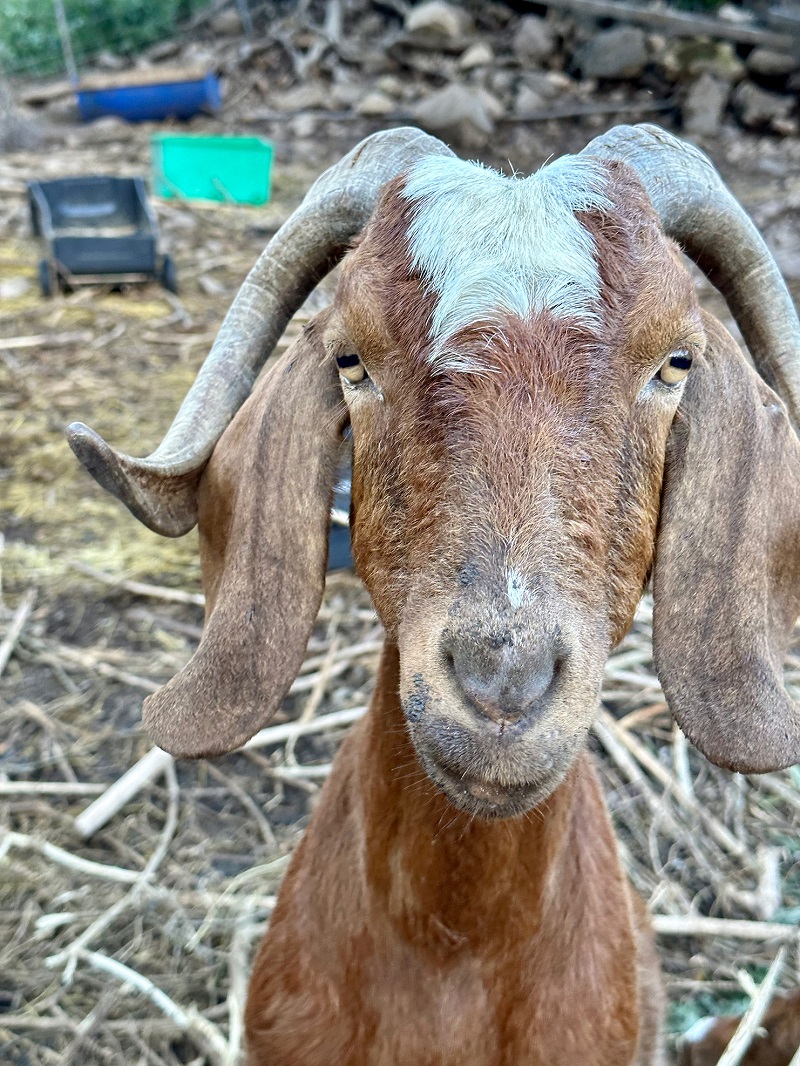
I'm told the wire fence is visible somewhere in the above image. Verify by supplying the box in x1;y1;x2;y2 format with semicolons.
0;0;224;80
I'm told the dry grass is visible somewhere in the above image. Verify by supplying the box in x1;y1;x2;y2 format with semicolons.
1;121;799;1065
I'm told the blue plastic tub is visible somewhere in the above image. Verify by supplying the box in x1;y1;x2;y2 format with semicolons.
77;69;220;123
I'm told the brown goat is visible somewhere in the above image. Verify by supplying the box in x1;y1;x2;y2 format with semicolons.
68;125;800;1064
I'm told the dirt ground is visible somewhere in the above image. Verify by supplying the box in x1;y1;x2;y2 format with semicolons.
1;87;800;1065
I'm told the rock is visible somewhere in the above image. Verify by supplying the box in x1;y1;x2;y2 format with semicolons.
211;9;244;35
475;87;505;121
515;84;548;118
662;40;744;83
487;70;515;96
411;83;493;148
458;42;494;71
0;277;31;299
330;80;364;109
78;115;129;143
572;26;648;80
273;83;328;112
746;48;799;80
376;75;404;98
519;71;560;99
763;214;800;279
289;113;318;139
405;1;471;40
356;91;395;116
681;73;730;138
512;15;557;65
94;50;126;71
731;81;794;131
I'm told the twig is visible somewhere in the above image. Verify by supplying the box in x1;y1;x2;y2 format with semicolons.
204;761;277;850
49;763;180;973
286;636;340;765
0;832;140;884
597;708;747;860
70;562;204;606
0;781;105;796
652;916;799;942
714;947;786;1066
226;922;261;1065
79;950;228;1066
0;331;92;350
75;746;172;839
531;0;794;49
74;706;366;837
0;588;36;676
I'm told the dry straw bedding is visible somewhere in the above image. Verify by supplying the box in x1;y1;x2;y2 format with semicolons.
0;127;799;1066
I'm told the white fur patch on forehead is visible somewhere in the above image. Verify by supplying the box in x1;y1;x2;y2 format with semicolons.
402;154;610;370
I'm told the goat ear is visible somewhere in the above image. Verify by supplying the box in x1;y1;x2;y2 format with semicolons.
142;321;346;758
653;315;800;773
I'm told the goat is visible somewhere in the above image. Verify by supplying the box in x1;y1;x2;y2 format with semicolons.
68;124;800;1065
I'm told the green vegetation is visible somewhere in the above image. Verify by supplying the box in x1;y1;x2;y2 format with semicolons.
0;0;211;77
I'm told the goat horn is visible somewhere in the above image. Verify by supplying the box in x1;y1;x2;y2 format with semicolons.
581;123;800;427
67;127;454;536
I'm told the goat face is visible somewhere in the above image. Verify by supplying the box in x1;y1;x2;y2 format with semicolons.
85;127;799;784
325;161;706;817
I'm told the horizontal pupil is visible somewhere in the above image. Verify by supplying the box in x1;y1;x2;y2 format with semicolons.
336;353;360;369
669;354;692;370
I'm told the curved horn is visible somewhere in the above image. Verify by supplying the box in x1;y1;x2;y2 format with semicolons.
67;127;454;536
580;123;800;427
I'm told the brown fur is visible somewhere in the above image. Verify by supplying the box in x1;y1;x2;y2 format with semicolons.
144;162;800;1063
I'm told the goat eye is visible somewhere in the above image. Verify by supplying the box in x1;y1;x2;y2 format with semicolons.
657;350;693;386
336;353;367;385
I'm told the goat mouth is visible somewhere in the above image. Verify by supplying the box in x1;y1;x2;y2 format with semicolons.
423;757;557;819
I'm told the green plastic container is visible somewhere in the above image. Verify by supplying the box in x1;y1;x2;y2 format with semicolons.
151;134;273;205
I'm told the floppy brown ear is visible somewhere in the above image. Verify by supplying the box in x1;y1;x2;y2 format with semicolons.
653;314;800;773
142;319;346;758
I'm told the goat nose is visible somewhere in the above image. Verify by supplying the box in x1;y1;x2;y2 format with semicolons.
443;633;561;726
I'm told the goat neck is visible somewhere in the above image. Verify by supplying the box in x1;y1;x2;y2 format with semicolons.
247;642;654;1066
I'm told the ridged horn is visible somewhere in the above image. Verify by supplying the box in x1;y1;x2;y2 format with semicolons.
581;123;800;427
67;127;454;536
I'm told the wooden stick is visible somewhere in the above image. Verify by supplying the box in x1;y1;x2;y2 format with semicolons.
532;0;793;50
0;781;105;796
652;915;799;942
1;831;140;884
715;948;786;1066
74;746;172;838
0;331;91;350
70;562;205;606
0;588;36;676
79;950;228;1066
75;706;366;837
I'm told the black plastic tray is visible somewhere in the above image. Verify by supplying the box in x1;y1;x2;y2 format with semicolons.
28;175;176;295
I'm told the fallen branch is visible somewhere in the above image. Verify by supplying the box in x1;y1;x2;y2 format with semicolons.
0;781;105;796
0;588;36;677
532;0;794;50
715;947;786;1066
80;950;228;1066
1;831;141;884
70;562;204;606
652;915;799;942
0;331;92;351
